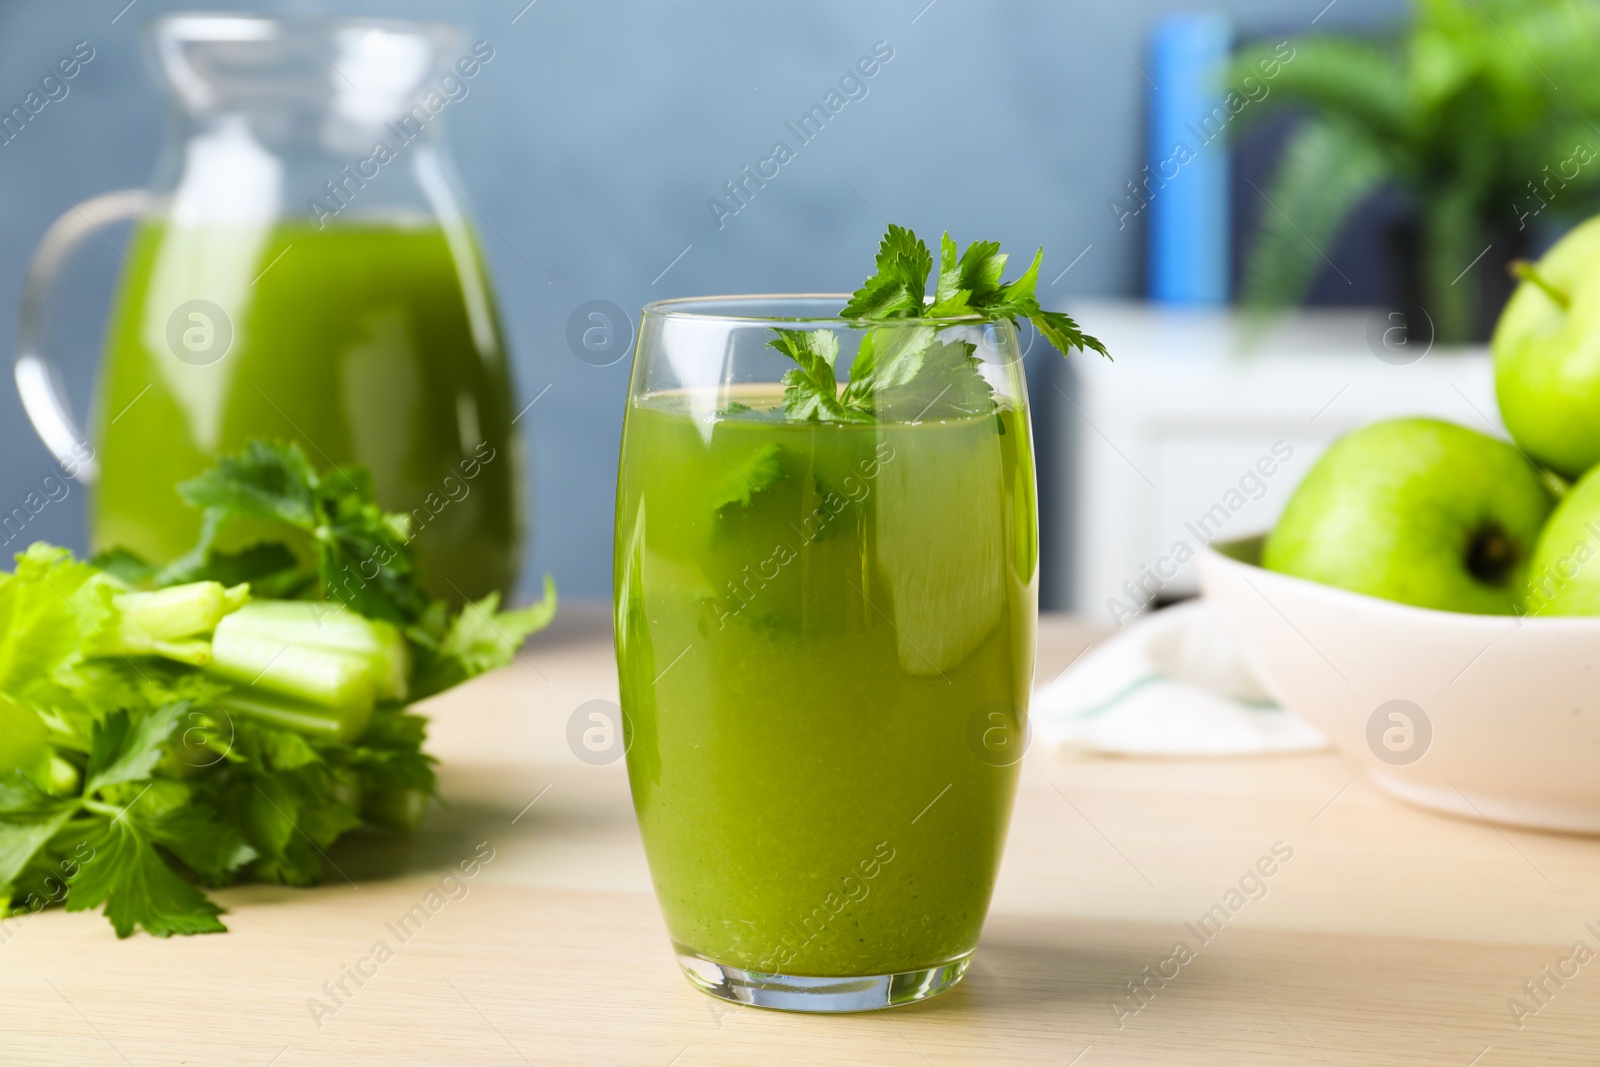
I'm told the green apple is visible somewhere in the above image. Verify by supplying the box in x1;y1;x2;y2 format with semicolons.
1263;418;1555;614
1493;214;1600;479
1524;465;1600;614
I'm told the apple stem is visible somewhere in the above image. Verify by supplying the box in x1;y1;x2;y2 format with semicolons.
1509;259;1571;309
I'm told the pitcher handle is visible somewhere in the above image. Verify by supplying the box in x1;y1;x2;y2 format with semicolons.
13;188;151;484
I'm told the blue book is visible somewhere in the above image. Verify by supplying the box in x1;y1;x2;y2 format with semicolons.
1146;12;1233;306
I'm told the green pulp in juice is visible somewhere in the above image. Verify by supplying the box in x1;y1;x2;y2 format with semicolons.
92;221;521;600
615;389;1037;976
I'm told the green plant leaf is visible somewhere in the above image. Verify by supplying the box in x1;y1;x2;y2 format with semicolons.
178;441;318;528
1230;38;1410;144
841;324;935;409
1239;118;1392;315
708;443;788;513
65;816;227;938
1234;0;1600;330
770;226;1108;425
955;239;1007;303
0;771;77;891
145;803;258;885
1031;310;1112;360
174;441;424;624
842;224;932;320
85;705;185;795
1423;178;1486;343
407;578;559;701
934;232;963;305
772;329;870;422
867;337;994;421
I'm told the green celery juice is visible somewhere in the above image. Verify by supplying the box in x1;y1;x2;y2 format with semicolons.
91;220;521;599
615;387;1037;976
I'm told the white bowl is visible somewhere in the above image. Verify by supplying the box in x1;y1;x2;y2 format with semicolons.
1198;536;1600;834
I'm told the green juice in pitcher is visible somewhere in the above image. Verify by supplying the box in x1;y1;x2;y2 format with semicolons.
91;220;522;600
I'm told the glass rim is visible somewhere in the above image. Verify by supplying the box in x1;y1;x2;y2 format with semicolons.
149;11;459;43
640;294;1017;328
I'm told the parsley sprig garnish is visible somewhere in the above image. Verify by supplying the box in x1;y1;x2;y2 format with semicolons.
767;224;1108;423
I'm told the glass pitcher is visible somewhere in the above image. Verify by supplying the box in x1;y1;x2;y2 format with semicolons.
14;13;524;601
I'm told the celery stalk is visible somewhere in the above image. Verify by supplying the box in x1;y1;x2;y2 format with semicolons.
98;581;246;662
214;601;410;702
208;617;375;711
218;687;374;744
116;582;237;638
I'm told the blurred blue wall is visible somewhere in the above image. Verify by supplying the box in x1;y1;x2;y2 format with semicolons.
0;0;1401;601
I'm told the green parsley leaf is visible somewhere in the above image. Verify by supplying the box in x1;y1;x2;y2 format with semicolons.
991;245;1043;311
211;754;356;887
870;337;995;421
841;224;932;320
85;705;184;794
178;439;319;526
126;778;256;885
1031;308;1111;360
977;247;1111;361
407;577;559;701
146;802;257;885
311;466;427;624
66;816;227;938
173;441;423;624
769;225;1108;425
159;542;307;599
347;709;437;833
708;443;788;514
0;771;76;892
841;324;934;404
839;273;921;320
88;547;159;585
771;329;871;423
933;232;963;306
956;239;1007;303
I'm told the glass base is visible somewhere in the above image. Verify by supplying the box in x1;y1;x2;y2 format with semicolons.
674;947;973;1013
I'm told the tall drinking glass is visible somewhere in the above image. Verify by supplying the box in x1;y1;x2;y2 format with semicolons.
614;296;1037;1012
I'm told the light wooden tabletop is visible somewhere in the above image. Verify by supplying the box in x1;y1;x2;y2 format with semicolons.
3;607;1597;1066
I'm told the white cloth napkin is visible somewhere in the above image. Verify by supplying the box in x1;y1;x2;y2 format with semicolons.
1032;599;1328;757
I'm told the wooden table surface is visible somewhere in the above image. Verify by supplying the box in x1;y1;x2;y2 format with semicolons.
4;607;1598;1066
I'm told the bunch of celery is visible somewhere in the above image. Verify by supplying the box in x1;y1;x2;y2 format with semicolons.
0;440;555;937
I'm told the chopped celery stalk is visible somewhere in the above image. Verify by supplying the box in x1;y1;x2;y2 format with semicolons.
98;580;245;661
208;617;375;711
116;582;238;640
216;600;410;702
218;687;373;744
222;583;251;613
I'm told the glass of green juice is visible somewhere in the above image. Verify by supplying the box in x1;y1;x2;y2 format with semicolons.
615;296;1038;1012
14;15;522;601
